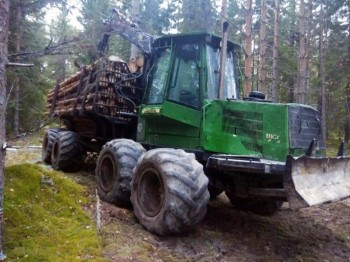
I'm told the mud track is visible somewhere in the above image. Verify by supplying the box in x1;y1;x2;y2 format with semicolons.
7;148;350;261
71;163;350;262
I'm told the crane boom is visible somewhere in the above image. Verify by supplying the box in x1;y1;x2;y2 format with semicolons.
97;9;155;56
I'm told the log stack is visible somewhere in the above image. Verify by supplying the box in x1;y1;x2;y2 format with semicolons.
46;56;141;122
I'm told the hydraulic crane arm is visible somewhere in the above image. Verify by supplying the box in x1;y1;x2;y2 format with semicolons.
97;9;155;56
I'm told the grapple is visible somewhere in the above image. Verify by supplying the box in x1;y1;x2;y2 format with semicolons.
284;148;350;210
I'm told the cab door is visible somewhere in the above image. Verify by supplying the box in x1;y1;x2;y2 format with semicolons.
138;43;203;149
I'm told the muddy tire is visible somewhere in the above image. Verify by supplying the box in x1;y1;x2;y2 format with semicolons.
226;192;281;216
131;148;210;236
42;128;64;164
96;139;146;206
51;131;84;172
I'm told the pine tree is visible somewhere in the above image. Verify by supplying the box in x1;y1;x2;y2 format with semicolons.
140;0;163;34
180;0;216;33
244;0;253;96
296;0;310;104
7;0;64;135
271;0;280;102
319;1;327;145
258;0;268;94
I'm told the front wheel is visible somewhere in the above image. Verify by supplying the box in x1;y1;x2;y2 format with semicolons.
131;148;210;236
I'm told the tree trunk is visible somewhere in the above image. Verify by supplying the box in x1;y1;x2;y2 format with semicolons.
345;0;350;144
13;5;22;137
13;80;19;136
244;0;253;97
218;0;228;99
258;0;267;94
319;3;327;148
0;0;9;260
271;0;280;102
305;0;312;97
296;0;311;105
288;0;297;103
130;0;140;61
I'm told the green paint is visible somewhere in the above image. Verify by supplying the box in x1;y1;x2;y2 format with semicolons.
202;100;289;161
162;101;201;127
136;32;323;162
138;103;201;148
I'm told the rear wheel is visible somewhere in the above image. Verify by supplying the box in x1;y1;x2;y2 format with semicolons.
96;139;145;206
51;131;84;172
42;128;64;164
131;148;210;236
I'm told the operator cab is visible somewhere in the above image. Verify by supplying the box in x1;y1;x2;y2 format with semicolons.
144;32;241;108
138;33;241;149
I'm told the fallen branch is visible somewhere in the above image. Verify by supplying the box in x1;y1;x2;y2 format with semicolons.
96;189;101;235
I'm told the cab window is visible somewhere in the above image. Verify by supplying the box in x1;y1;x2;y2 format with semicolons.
146;48;171;104
206;45;238;99
167;44;200;108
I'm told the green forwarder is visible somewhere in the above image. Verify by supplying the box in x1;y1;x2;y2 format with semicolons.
43;10;350;236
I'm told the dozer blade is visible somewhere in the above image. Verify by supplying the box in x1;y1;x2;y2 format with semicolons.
284;155;350;210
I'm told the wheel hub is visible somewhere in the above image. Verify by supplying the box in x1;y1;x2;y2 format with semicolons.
137;167;164;217
99;154;116;192
51;140;60;164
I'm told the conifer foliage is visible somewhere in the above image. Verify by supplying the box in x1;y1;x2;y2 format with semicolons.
3;0;350;140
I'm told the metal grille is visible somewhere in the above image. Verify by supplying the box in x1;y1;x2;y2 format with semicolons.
288;106;325;149
222;109;264;140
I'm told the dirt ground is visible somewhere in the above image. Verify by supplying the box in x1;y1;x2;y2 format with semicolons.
6;147;350;262
96;195;350;262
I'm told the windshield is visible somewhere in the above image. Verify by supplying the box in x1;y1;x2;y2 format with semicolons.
206;45;238;100
168;44;200;108
146;47;171;104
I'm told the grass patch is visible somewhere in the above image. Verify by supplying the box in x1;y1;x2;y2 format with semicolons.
3;164;105;261
8;129;45;147
326;135;349;157
5;149;41;167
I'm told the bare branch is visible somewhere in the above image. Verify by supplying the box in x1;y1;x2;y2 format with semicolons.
8;36;84;60
6;63;34;67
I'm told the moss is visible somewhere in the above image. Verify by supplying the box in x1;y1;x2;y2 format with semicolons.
3;164;105;261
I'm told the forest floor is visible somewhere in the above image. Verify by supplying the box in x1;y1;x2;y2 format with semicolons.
4;136;350;262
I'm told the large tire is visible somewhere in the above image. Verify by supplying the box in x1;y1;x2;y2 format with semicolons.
131;148;210;236
51;131;84;172
42;128;64;164
96;139;146;206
